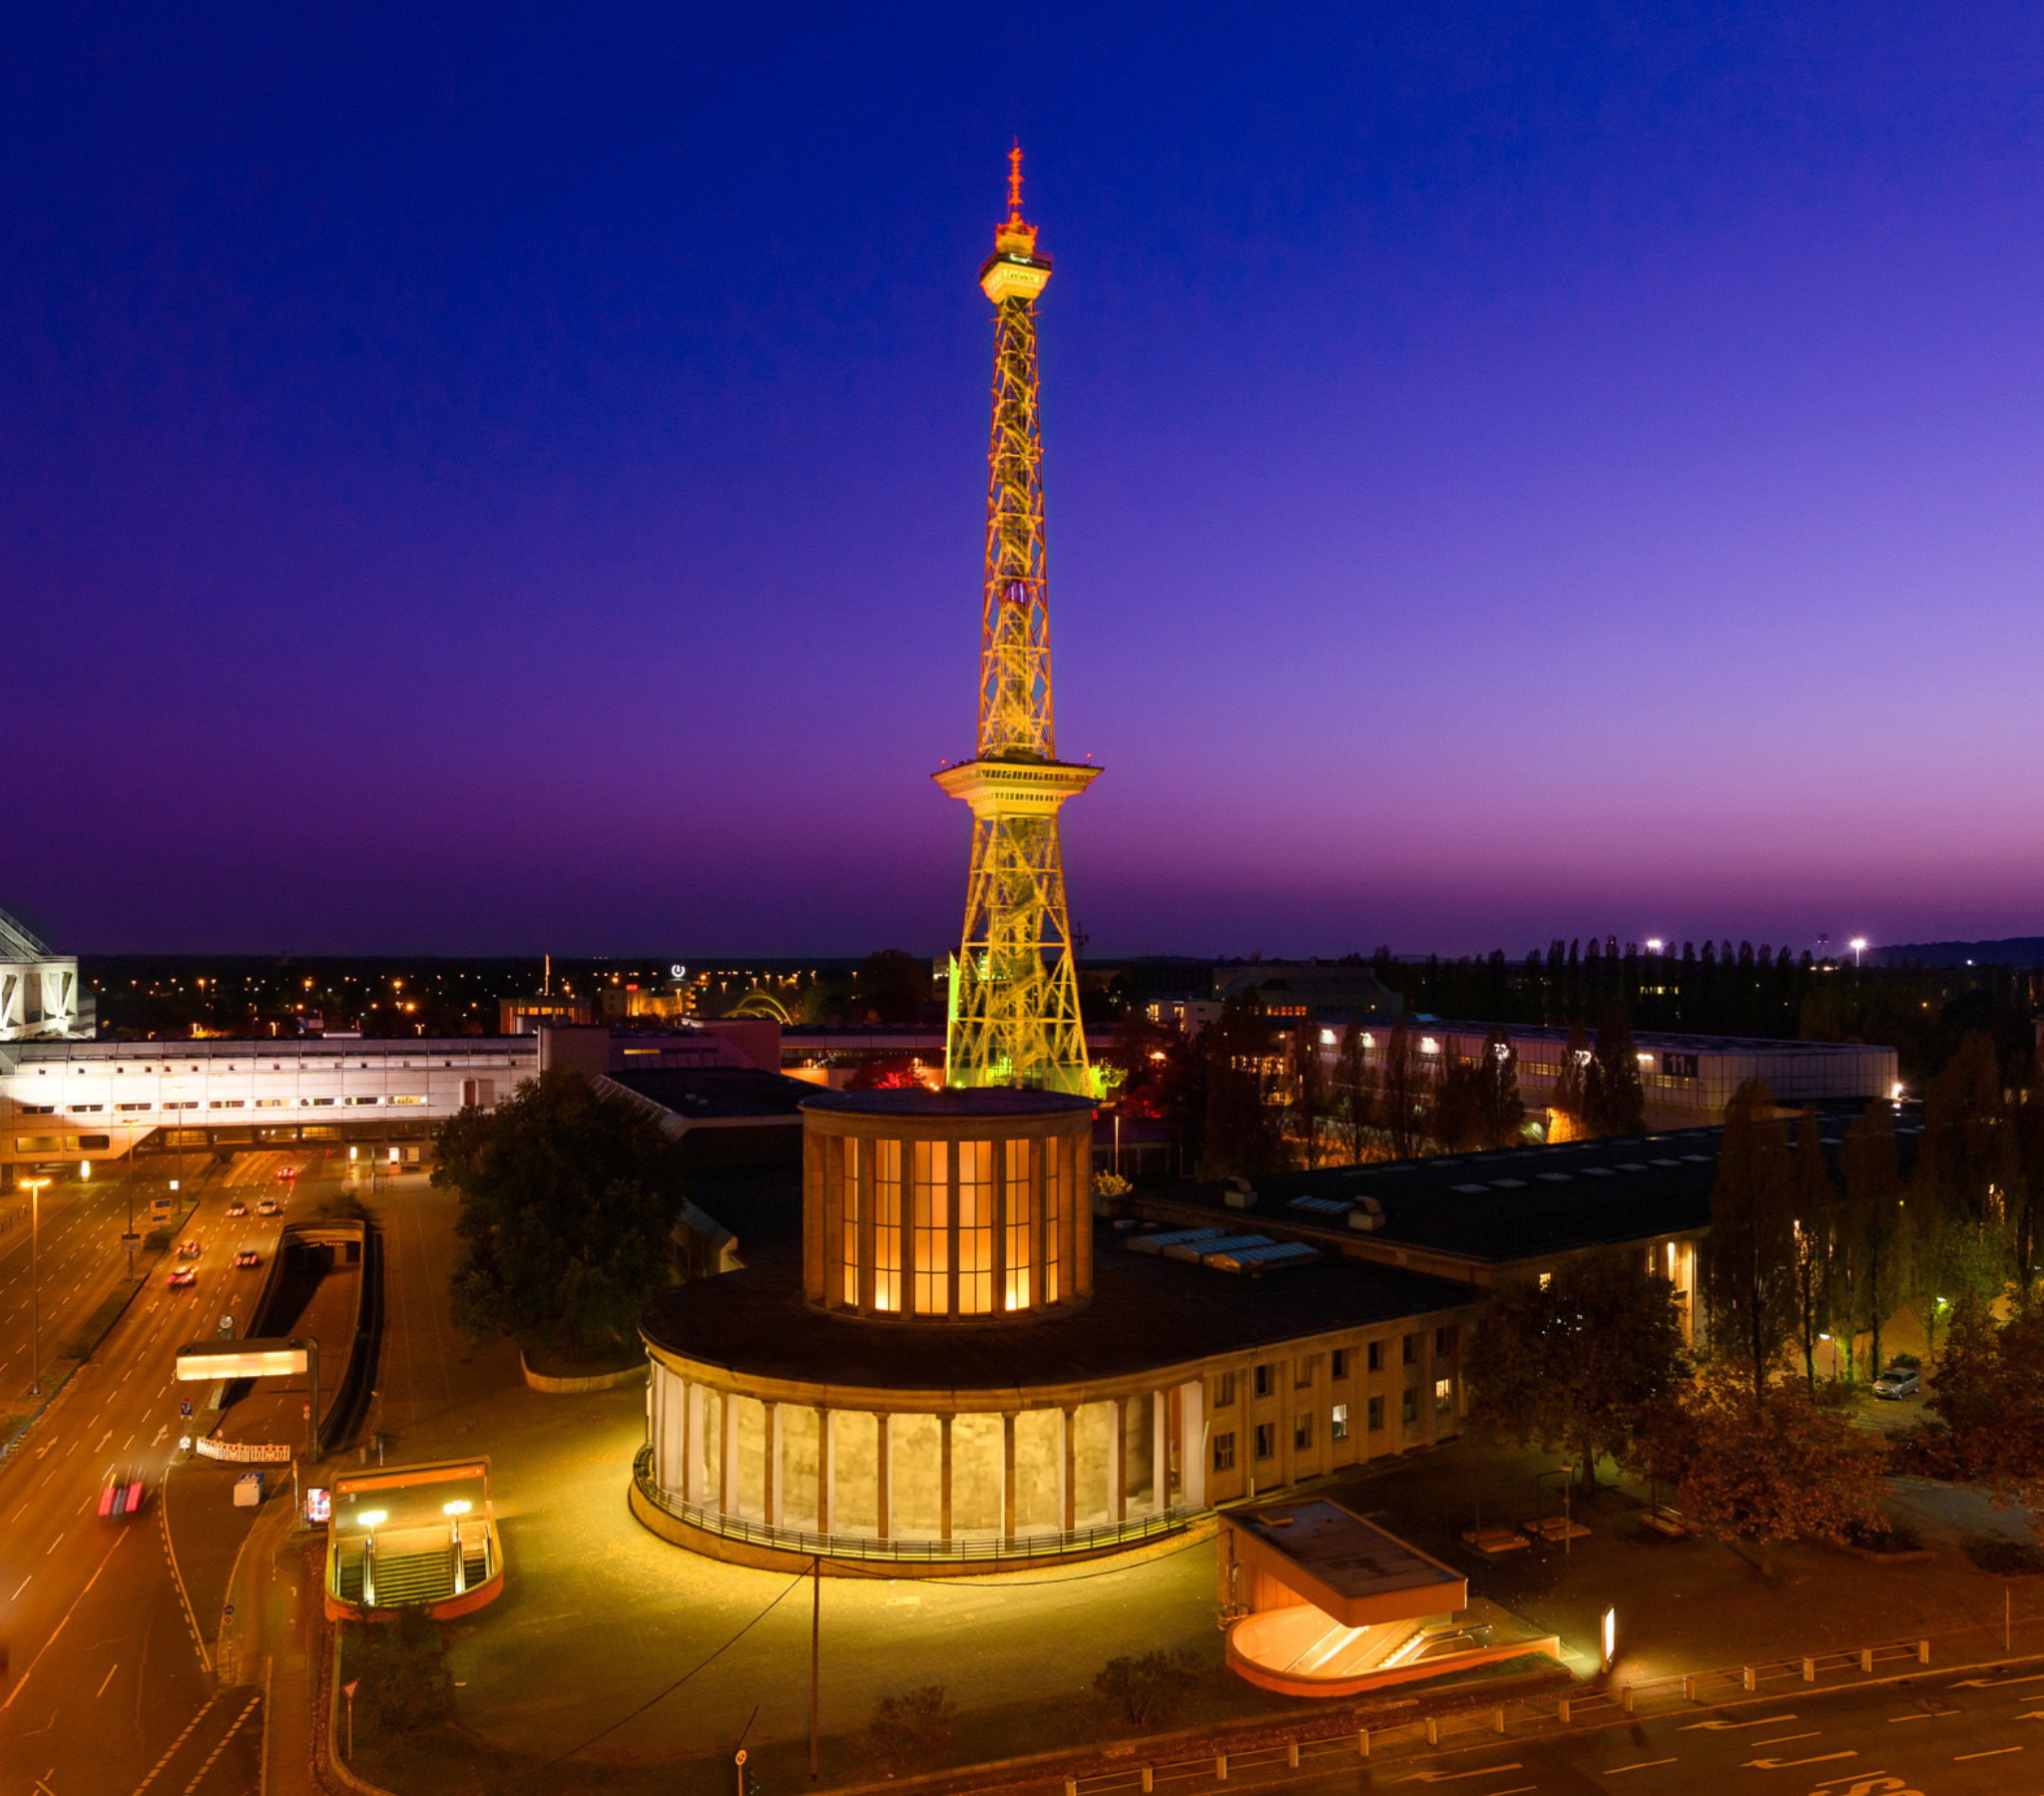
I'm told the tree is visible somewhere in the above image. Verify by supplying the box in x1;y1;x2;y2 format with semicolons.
436;1070;691;1358
1093;1649;1204;1727
1705;1081;1797;1402
867;1685;955;1770
1334;1022;1372;1162
1431;1042;1485;1153
1787;1109;1840;1393
1549;1022;1591;1140
1473;1027;1527;1151
1376;1021;1427;1160
848;950;933;1025
1583;1007;1646;1136
1838;1099;1908;1378
1922;1291;2044;1516
1202;996;1282;1178
1287;1020;1328;1167
1909;1031;2017;1354
1634;1384;1887;1574
1466;1250;1691;1491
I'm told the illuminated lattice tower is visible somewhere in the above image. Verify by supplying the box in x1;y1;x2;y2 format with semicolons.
937;150;1098;1096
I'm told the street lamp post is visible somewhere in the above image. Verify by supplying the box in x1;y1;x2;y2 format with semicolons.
1850;937;1868;968
18;1177;49;1395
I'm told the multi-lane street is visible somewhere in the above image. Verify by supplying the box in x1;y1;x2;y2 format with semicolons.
0;1147;344;1796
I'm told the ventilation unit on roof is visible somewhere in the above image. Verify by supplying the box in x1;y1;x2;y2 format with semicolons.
1224;1176;1259;1210
1172;1232;1272;1262
1347;1195;1386;1233
1128;1227;1226;1256
1205;1240;1320;1275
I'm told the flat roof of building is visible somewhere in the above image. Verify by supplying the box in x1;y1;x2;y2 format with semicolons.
639;1167;1474;1392
1229;1499;1463;1604
1410;1021;1894;1058
5;1036;538;1065
607;1066;815;1122
1137;1103;1906;1267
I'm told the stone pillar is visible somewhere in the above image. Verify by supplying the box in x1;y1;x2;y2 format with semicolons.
1181;1380;1208;1510
680;1376;695;1503
1001;1413;1018;1540
816;1407;832;1537
876;1413;892;1539
720;1391;738;1517
1113;1397;1128;1522
764;1400;780;1529
1061;1405;1077;1533
1151;1386;1169;1516
939;1415;954;1542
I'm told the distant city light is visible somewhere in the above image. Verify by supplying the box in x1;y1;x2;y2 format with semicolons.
1645;938;1664;953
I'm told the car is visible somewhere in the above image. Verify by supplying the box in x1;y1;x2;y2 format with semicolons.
234;1250;261;1269
177;1239;201;1259
256;1197;281;1216
225;1201;249;1217
275;1166;297;1182
166;1267;197;1289
1871;1365;1921;1400
98;1471;147;1519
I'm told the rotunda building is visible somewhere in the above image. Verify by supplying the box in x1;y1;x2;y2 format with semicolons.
632;1087;1478;1576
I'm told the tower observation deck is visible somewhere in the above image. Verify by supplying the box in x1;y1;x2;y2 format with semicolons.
936;150;1098;1096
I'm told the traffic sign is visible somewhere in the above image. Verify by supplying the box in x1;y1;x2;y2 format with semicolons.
180;1400;193;1418
119;1232;141;1244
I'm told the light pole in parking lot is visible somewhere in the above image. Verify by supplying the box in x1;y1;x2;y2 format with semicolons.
18;1177;49;1395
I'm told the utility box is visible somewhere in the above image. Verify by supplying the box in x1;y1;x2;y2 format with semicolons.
233;1472;264;1508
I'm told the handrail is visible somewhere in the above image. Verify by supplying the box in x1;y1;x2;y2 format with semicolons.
633;1446;1197;1563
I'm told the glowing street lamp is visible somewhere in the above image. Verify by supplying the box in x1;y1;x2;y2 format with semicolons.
1849;937;1868;967
17;1178;48;1394
1645;939;1664;955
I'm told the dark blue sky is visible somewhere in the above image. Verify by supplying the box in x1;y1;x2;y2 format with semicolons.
7;4;2043;956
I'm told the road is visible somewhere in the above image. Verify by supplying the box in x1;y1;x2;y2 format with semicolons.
0;1146;343;1796
1248;1656;2044;1796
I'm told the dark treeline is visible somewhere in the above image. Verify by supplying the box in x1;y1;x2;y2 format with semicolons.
1357;943;2043;1085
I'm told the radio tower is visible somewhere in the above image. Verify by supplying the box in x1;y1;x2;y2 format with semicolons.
936;148;1099;1095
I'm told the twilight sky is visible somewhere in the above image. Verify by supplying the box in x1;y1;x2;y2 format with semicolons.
7;3;2044;958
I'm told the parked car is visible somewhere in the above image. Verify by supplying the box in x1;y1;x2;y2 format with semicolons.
256;1197;281;1217
234;1250;261;1269
166;1267;197;1289
1871;1365;1921;1400
177;1240;201;1259
225;1201;248;1217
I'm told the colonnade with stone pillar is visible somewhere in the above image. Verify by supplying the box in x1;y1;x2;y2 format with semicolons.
645;1362;1208;1551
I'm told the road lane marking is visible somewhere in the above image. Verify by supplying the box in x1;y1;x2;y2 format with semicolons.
1606;1759;1676;1774
1955;1745;2022;1760
1400;1768;1523;1784
1950;1670;2044;1688
1740;1751;1855;1769
1682;1714;1793;1730
1887;1712;1940;1721
10;1574;29;1597
1753;1732;1819;1745
0;1526;130;1708
94;1660;118;1698
178;1690;260;1794
129;1692;225;1794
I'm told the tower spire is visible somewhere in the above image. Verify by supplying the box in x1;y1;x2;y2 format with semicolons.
936;152;1098;1096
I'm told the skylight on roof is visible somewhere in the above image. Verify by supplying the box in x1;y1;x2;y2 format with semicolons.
1450;1183;1488;1194
1581;1166;1617;1177
1536;1172;1573;1182
1490;1177;1526;1189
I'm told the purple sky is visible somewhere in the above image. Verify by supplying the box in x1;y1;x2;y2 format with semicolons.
7;4;2044;958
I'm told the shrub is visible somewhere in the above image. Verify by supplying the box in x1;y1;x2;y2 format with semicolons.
348;1608;455;1734
1964;1538;2044;1576
1093;1648;1204;1727
867;1684;955;1769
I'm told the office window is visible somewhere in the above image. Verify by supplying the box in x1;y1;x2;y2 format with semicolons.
1367;1396;1384;1432
1402;1332;1419;1366
1294;1354;1316;1389
210;1101;246;1110
1366;1341;1383;1373
1253;1423;1275;1461
1002;1136;1033;1310
1253;1363;1274;1398
68;1105;103;1114
1434;1325;1459;1358
1435;1377;1454;1415
77;1134;109;1150
840;1138;863;1305
1213;1371;1238;1407
873;1138;903;1312
117;1103;151;1113
1401;1389;1418;1425
1293;1414;1312;1451
1331;1402;1349;1442
1330;1349;1349;1380
1213;1431;1237;1473
19;1105;55;1115
956;1139;994;1315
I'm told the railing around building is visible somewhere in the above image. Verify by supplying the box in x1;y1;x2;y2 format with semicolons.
632;1445;1198;1563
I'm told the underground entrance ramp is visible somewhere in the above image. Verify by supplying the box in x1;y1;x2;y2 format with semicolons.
1218;1498;1558;1697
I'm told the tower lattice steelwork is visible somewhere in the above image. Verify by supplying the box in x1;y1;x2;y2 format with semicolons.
937;149;1098;1095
